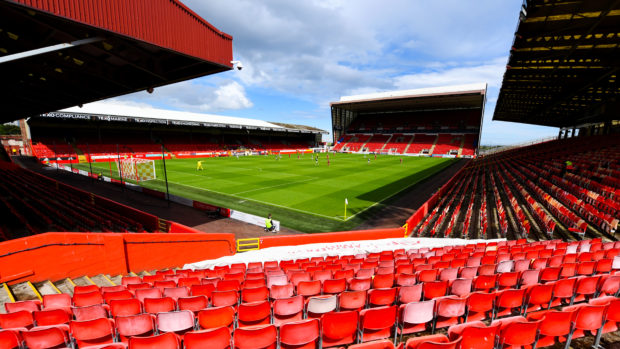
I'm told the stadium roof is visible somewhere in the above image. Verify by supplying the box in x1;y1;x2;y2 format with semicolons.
34;102;326;134
0;0;233;124
493;0;620;128
331;83;487;113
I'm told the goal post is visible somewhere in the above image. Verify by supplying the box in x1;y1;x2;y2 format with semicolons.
115;157;156;182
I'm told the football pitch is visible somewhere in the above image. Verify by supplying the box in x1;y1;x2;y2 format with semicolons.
78;154;456;232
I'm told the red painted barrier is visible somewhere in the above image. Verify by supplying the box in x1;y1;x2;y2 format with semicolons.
259;228;405;249
0;232;235;284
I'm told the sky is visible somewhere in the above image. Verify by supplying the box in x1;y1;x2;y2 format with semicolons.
107;0;560;146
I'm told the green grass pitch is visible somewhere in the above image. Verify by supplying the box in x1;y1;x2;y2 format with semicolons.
78;154;456;233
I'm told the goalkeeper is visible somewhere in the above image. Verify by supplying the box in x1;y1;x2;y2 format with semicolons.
196;160;204;171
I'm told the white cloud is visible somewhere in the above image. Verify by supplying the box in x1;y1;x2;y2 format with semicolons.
112;80;252;113
208;81;253;111
394;57;507;90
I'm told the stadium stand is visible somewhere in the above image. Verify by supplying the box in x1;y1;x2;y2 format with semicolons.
332;91;483;157
0;238;618;348
0;161;159;240
413;134;618;241
27;113;322;163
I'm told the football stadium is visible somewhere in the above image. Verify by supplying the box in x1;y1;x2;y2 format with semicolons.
0;0;619;348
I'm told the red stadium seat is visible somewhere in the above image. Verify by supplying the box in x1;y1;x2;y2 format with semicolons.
121;276;142;286
190;284;215;299
290;272;312;287
350;277;372;291
128;332;180;349
438;268;459;282
109;299;142;318
42;294;71;313
134;288;162;303
349;339;395;349
423;281;448;300
518;270;540;288
522;283;554;316
323;278;347;294
447;322;499;349
497;320;541;349
564;303;608;348
216;280;241;292
589;296;620;333
211;290;239;308
494;289;525;319
397;300;435;340
358;305;397;344
497;272;519;290
73;285;100;294
69;318;117;348
233;324;277;349
21;326;71;349
273;295;304;326
528;309;576;348
473;274;498;292
72;304;109;321
156;310;195;338
163;287;189;301
115;313;156;343
33;308;71;327
279;319;320;349
465;292;495;322
448;278;472;297
432;296;467;331
417;269;438;283
0;310;34;329
368;288;397;307
321;310;358;348
177;295;208;314
241;286;269;303
306;295;337;319
397;285;422;304
73;291;104;308
405;334;460;349
184;327;231;349
551;278;577;307
197;306;235;330
237;300;272;328
143;297;176;314
0;329;22;349
572;275;602;304
296;281;321;299
339;290;367;312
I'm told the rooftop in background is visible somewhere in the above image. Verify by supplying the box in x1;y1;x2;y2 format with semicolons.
332;83;488;112
493;0;620;128
0;0;233;123
33;102;326;134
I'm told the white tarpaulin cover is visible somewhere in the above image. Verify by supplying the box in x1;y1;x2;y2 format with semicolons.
183;237;505;270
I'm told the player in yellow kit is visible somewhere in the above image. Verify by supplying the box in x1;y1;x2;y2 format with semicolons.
196;160;203;171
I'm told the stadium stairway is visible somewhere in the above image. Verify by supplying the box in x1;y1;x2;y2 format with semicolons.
0;271;159;314
428;135;438;155
401;134;415;154
378;134;393;153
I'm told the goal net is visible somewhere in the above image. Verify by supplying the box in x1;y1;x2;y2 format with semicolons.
115;157;156;182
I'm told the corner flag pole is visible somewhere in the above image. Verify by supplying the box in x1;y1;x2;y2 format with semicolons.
344;198;348;220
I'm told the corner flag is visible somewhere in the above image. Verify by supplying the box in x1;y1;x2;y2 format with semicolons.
344;198;348;220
